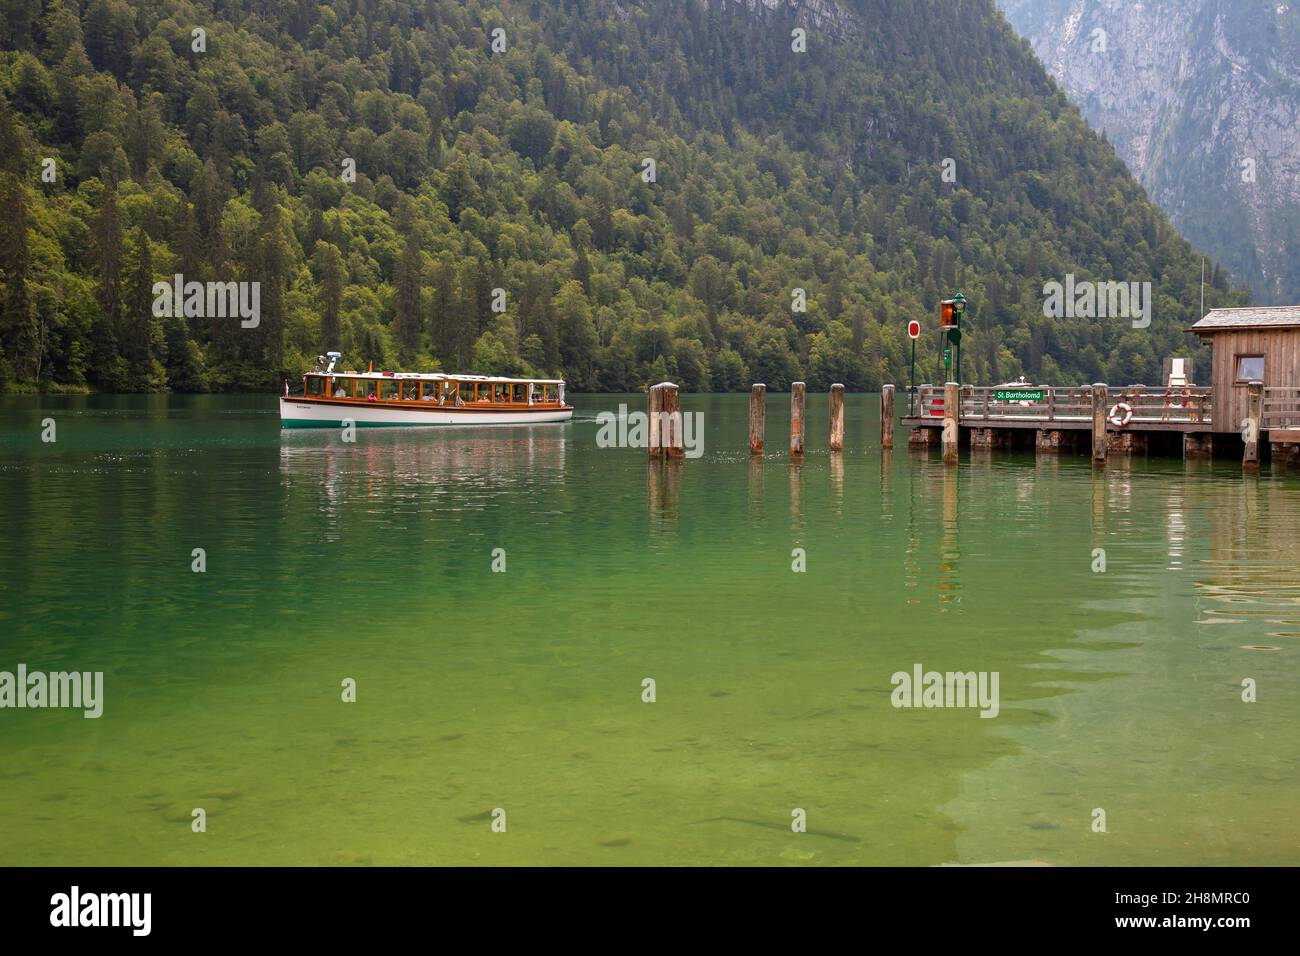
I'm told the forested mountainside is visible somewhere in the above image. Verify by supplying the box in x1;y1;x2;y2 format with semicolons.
997;0;1300;307
0;0;1247;393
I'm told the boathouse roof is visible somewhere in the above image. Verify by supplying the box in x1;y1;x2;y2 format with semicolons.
1191;306;1300;332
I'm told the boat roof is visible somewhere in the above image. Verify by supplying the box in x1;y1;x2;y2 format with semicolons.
312;371;565;385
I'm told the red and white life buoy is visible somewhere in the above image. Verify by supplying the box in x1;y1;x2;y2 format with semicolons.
1109;402;1133;428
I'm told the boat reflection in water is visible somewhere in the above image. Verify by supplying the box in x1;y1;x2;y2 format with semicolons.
279;426;569;535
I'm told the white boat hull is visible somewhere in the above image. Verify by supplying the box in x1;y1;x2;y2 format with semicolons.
280;399;573;428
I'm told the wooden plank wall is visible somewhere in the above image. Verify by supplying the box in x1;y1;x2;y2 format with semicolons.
1207;330;1300;433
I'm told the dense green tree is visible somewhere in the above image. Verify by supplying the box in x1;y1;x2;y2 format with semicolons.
0;0;1250;395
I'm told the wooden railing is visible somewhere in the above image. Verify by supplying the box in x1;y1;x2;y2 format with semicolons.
1263;387;1300;429
909;384;1212;425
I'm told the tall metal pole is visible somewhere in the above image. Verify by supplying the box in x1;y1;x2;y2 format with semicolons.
955;314;961;385
909;336;916;416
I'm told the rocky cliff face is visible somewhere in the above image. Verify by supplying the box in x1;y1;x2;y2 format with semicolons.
996;0;1300;304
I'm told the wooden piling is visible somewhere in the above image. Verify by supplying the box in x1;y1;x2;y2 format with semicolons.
942;381;959;464
1244;381;1263;466
790;382;806;459
1091;383;1108;462
881;384;895;450
647;384;663;459
662;383;683;459
1184;433;1213;459
829;384;845;452
749;384;766;455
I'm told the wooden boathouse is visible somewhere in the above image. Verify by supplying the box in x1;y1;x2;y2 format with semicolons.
900;306;1300;465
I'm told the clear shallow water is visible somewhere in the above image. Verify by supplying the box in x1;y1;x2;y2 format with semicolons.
0;393;1296;866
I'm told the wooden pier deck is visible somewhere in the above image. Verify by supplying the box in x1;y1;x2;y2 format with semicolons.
901;385;1212;431
899;383;1299;464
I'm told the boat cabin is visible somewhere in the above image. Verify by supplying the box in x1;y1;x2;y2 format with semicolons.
302;371;565;407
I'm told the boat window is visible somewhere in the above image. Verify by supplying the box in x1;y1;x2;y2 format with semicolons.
306;375;324;396
379;380;398;401
511;383;525;403
359;380;378;400
402;382;419;401
493;383;508;402
330;377;348;398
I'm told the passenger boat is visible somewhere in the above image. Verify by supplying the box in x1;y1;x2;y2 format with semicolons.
280;353;573;428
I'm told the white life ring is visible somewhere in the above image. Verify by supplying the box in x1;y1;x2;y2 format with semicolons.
1109;402;1133;428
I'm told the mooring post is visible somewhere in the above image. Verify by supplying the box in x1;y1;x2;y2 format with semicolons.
790;382;806;459
881;384;895;450
1091;383;1108;463
662;383;684;460
942;381;959;464
648;384;663;459
829;383;845;452
1244;381;1263;467
749;384;766;455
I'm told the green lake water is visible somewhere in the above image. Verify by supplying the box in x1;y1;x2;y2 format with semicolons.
0;393;1297;866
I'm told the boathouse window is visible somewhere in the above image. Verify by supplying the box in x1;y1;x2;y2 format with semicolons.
1236;355;1265;383
306;375;324;396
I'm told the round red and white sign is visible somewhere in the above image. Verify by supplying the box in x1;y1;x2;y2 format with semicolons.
907;320;921;339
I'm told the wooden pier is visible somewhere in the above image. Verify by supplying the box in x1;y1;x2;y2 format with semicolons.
900;382;1300;464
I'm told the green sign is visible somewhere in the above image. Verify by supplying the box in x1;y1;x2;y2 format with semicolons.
946;327;962;344
994;388;1044;402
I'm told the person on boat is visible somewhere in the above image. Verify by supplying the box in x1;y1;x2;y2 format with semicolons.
333;384;347;398
366;388;377;401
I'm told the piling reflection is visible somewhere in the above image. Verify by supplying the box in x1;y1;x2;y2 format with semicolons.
829;452;844;513
937;464;960;608
789;459;804;529
748;454;765;516
879;449;893;522
904;464;920;596
647;458;683;523
1090;465;1105;546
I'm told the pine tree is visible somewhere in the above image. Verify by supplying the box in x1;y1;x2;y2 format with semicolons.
0;174;38;382
89;180;124;386
394;231;421;353
123;226;160;388
315;242;343;350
